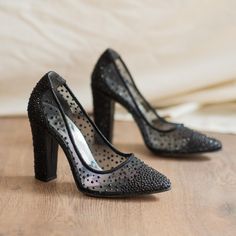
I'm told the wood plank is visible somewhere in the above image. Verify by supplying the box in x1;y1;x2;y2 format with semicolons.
0;117;235;236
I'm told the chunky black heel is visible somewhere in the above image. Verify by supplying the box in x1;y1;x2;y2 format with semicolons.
92;88;115;142
27;71;171;197
91;48;222;155
30;122;58;182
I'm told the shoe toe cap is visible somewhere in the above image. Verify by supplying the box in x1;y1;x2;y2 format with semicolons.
188;132;222;153
121;163;171;194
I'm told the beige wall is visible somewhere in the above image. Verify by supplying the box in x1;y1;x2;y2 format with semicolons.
0;0;235;119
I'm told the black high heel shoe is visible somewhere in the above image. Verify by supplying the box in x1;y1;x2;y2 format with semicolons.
27;71;171;197
91;49;222;156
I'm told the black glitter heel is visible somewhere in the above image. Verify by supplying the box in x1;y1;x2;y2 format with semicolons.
30;122;58;182
91;48;222;155
27;71;171;197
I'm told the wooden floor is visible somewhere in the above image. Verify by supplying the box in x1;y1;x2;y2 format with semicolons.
0;117;235;236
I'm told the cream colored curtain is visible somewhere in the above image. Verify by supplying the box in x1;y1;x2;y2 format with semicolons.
0;1;235;132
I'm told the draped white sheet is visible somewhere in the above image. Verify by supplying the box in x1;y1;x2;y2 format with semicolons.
0;1;235;132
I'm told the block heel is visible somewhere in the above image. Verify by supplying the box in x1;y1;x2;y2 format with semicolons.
30;122;58;182
92;88;115;142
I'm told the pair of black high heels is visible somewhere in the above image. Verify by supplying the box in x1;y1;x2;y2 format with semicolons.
28;49;222;197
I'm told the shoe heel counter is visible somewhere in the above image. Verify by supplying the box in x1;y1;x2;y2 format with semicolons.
27;73;51;127
27;71;66;126
91;48;117;89
91;56;105;90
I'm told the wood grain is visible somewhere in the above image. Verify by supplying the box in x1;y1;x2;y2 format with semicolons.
0;117;235;236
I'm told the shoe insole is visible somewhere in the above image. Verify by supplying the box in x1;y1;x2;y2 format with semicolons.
66;115;103;171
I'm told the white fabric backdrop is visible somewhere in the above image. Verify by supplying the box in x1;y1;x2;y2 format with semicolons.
0;1;235;132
